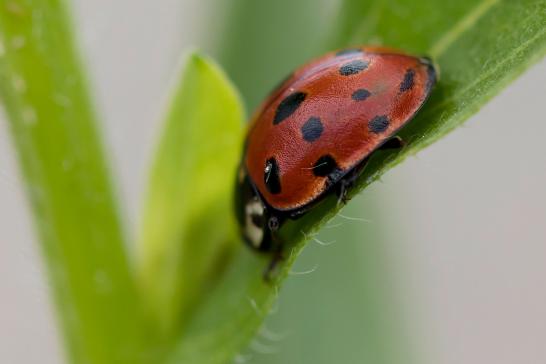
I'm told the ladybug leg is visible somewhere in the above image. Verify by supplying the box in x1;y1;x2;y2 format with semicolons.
337;178;352;205
379;136;405;150
262;215;285;281
335;136;405;206
334;154;373;205
336;165;365;205
263;244;284;282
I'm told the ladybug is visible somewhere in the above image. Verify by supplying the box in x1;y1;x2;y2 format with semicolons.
235;46;437;273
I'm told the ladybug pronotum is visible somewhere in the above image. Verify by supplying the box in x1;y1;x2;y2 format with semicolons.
235;46;437;273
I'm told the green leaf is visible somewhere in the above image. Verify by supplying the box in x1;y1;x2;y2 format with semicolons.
166;1;545;363
137;52;245;338
0;2;148;364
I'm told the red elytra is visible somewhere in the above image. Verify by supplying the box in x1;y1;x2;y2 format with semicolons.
236;46;437;258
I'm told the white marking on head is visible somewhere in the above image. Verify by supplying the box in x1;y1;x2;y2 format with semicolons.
245;198;264;248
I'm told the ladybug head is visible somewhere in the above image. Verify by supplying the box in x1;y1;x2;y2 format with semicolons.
234;164;276;252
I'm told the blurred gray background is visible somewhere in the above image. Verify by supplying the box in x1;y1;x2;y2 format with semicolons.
1;1;545;363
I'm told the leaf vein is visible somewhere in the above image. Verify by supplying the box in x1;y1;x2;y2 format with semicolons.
430;0;500;57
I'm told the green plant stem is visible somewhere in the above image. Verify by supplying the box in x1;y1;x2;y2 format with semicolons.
0;2;148;363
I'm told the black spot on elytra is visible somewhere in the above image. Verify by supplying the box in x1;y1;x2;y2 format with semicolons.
339;60;368;76
400;69;415;92
273;91;306;125
301;117;323;142
264;158;281;194
368;115;390;134
336;48;362;56
313;155;339;177
351;88;371;101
